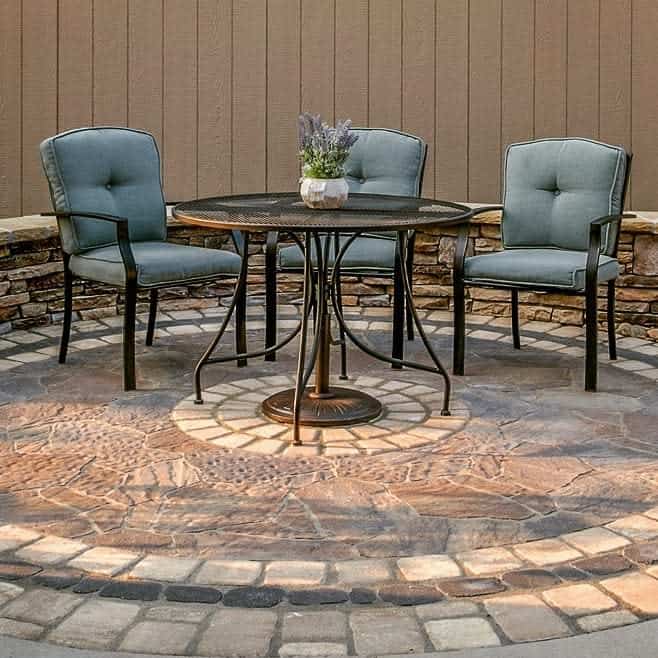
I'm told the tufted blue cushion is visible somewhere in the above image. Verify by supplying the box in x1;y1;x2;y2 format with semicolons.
279;235;396;272
345;129;426;197
69;241;241;288
40;127;167;255
502;138;627;254
464;249;619;291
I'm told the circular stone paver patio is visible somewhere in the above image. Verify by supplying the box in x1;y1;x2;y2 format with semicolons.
1;304;658;655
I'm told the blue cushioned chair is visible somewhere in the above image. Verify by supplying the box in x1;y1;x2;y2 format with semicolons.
453;137;632;391
40;127;243;391
264;128;427;375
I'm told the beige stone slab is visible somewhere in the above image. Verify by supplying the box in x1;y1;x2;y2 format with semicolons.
562;527;630;555
425;617;501;651
263;560;327;586
15;535;87;566
335;559;393;585
0;524;41;552
601;572;658;615
48;599;140;650
606;514;658;541
119;621;197;655
67;546;139;576
577;610;639;633
282;610;347;643
144;605;210;624
196;609;276;657
485;594;571;642
457;547;522;576
513;538;583;565
279;643;347;657
543;584;617;616
350;609;425;656
397;554;461;581
415;600;481;621
129;555;200;583
0;617;44;640
3;590;82;626
0;582;24;606
194;559;262;586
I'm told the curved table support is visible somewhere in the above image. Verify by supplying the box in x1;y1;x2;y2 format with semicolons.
193;228;454;441
330;230;452;416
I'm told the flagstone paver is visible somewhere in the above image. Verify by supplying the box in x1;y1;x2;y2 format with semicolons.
67;547;139;576
425;617;501;651
1;589;81;626
350;609;425;656
264;561;327;587
600;573;658;615
281;610;347;642
607;515;658;541
279;643;348;657
196;609;277;657
119;621;197;655
0;309;658;654
193;559;262;586
129;555;201;583
577;610;639;633
0;525;41;553
485;594;572;642
542;583;617;616
513;539;584;566
457;547;523;575
397;555;461;581
562;528;631;555
0;617;44;640
47;599;140;649
14;535;87;566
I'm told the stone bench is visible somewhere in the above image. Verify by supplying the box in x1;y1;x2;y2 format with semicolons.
0;208;656;341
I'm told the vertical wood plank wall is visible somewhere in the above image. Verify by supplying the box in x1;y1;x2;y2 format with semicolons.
1;0;657;216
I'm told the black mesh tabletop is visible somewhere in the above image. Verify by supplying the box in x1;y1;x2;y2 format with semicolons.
172;192;472;232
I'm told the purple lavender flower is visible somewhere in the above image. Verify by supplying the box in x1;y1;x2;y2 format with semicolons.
298;112;359;179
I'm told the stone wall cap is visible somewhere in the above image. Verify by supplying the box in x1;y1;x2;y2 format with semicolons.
1;206;657;244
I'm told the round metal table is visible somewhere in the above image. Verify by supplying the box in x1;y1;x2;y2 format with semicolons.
173;192;473;445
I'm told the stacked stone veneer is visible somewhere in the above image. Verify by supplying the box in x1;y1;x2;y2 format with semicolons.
0;210;657;340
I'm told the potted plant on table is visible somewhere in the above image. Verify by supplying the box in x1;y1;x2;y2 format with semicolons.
298;112;359;209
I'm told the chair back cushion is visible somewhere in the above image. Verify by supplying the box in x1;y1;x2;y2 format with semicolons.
502;138;628;254
344;128;426;197
40;127;166;255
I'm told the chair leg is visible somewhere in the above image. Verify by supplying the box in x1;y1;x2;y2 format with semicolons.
123;282;137;391
235;281;247;368
264;232;278;362
145;289;158;346
59;258;73;364
607;280;617;360
406;236;415;341
392;252;405;369
453;279;466;375
511;289;521;349
585;282;598;392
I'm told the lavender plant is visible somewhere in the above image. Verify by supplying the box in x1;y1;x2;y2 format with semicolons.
298;112;359;179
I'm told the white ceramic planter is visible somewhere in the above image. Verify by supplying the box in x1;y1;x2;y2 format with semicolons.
300;177;349;209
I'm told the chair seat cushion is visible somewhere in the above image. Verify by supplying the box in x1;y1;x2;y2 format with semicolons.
70;241;241;288
278;235;396;272
464;248;619;290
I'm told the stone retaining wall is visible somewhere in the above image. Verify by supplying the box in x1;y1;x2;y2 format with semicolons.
1;210;657;340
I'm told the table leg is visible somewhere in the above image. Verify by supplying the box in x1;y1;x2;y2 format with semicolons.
330;230;452;416
262;231;382;443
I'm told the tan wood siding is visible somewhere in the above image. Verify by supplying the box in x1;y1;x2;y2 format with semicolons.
2;0;657;216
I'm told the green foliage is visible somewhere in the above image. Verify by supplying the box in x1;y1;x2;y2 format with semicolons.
300;146;351;179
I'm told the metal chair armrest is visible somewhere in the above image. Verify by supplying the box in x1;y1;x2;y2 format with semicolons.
42;210;137;284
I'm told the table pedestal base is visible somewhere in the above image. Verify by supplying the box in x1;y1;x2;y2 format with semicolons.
262;387;382;427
